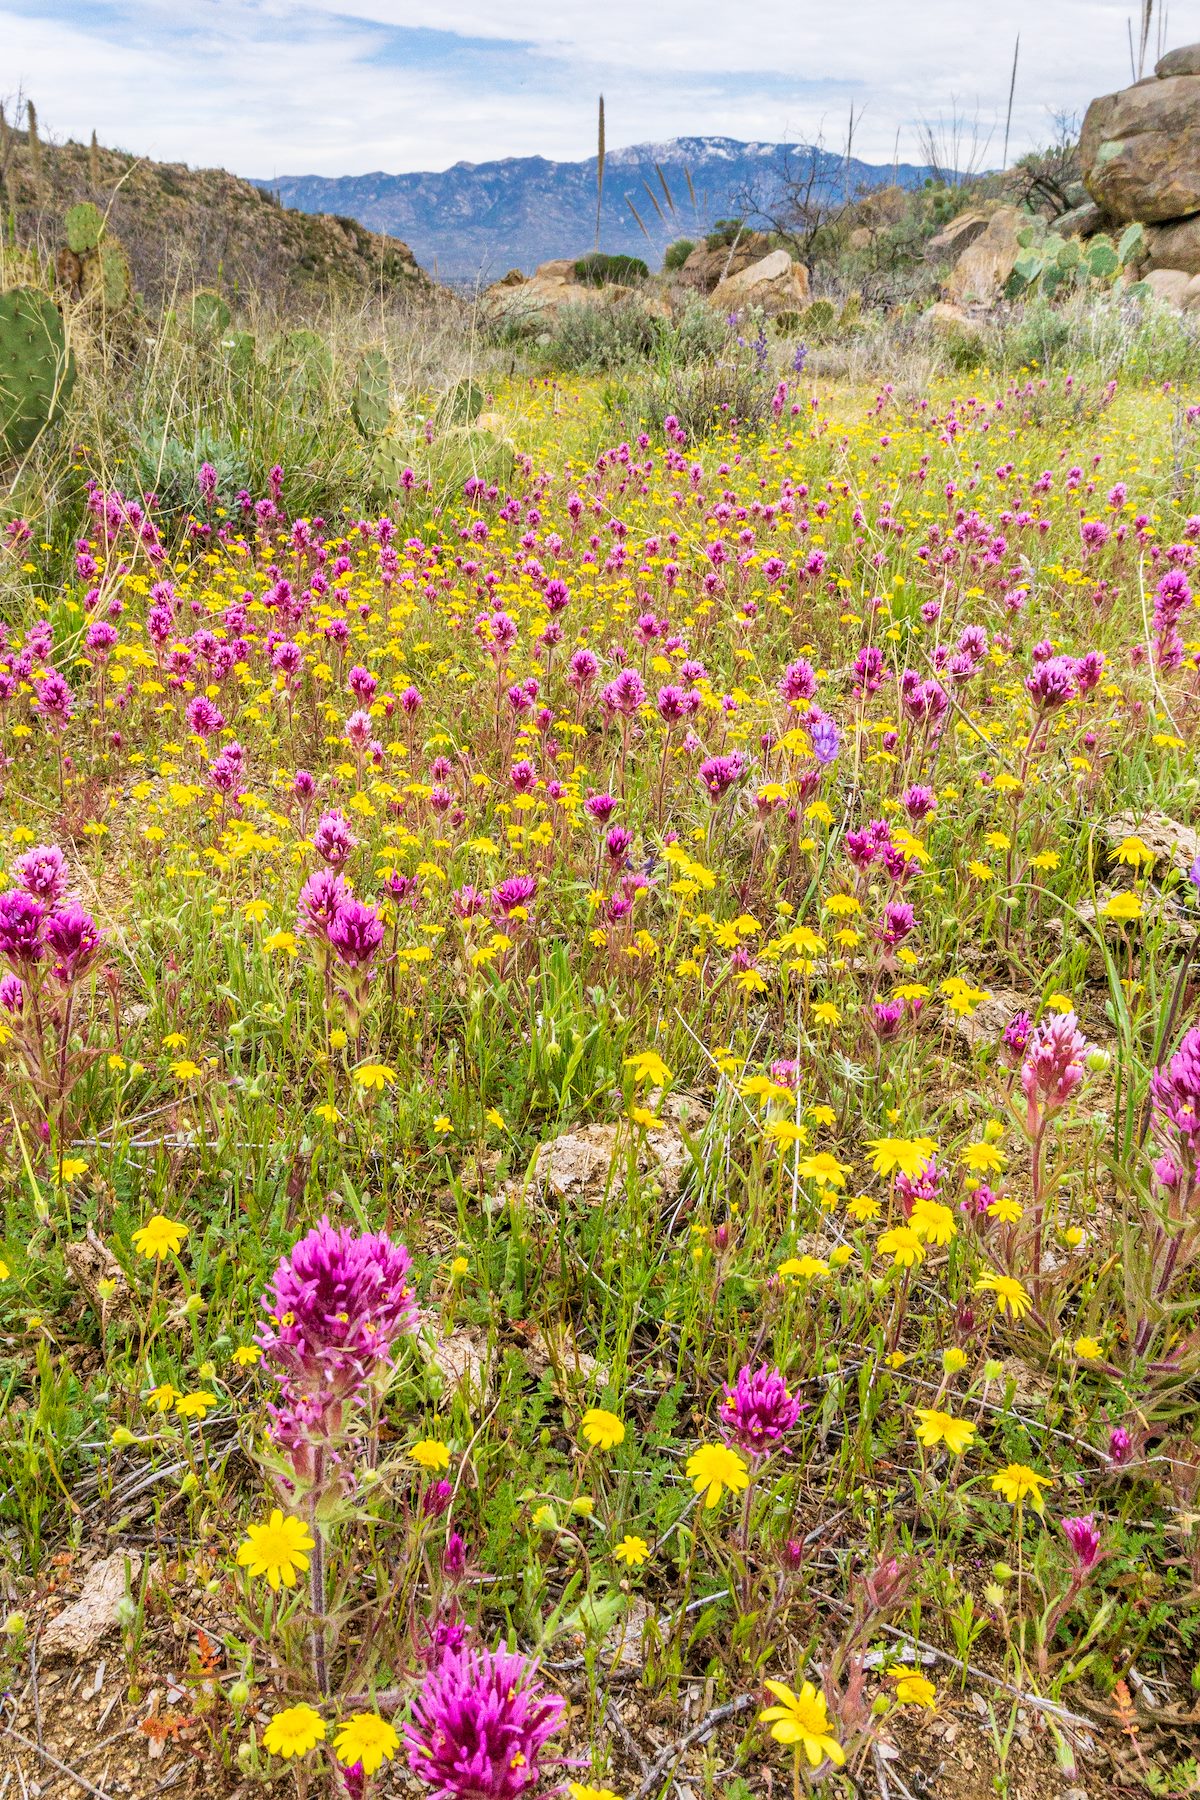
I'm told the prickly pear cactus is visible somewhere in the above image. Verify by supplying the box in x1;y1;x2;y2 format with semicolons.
351;349;391;438
81;240;132;310
188;290;231;336
800;298;836;340
0;287;76;459
443;377;484;427
65;202;105;255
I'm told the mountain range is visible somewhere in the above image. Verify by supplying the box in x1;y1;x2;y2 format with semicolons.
259;137;940;281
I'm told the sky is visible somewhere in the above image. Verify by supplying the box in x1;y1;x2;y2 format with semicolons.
1;0;1180;178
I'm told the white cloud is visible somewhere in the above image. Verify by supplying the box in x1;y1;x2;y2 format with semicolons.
2;0;1156;176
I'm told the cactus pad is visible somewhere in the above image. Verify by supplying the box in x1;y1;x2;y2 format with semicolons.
0;287;76;459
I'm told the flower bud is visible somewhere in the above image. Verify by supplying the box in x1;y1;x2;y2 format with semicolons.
229;1679;250;1707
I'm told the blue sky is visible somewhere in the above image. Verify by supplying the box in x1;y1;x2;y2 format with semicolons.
2;0;1165;177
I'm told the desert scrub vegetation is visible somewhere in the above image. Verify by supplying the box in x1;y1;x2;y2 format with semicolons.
0;258;1200;1800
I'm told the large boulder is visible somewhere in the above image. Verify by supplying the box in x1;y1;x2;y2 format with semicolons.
679;232;773;291
943;207;1023;305
925;210;990;261
1081;68;1200;223
1145;213;1200;272
1156;42;1200;78
710;248;809;311
1143;267;1195;308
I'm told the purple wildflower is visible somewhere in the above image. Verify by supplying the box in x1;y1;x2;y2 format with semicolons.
44;904;104;985
13;844;70;904
719;1362;801;1458
312;809;358;868
1020;1011;1089;1133
404;1642;564;1800
297;869;351;941
257;1216;419;1404
1060;1514;1101;1571
327;898;384;970
0;889;47;974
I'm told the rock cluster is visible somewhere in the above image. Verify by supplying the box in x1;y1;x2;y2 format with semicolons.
484;242;808;322
1082;42;1200;303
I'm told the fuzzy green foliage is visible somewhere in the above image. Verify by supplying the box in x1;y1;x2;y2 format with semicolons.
0;287;76;459
573;253;650;289
64;202;105;256
350;348;391;438
663;238;695;273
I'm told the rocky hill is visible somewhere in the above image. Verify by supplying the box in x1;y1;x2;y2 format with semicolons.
0;122;426;305
262;136;942;281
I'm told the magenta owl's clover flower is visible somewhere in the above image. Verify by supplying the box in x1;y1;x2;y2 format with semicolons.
881;900;915;946
698;752;746;801
1021;1011;1089;1134
257;1216;419;1407
779;657;817;703
327;897;384;971
897;1155;943;1214
347;664;377;704
186;695;224;738
33;671;74;732
312;809;358;868
1149;1027;1200;1197
44;904;104;985
404;1641;565;1800
491;875;537;918
13;844;70;904
0;972;25;1016
601;668;646;718
1025;655;1077;710
1061;1513;1102;1572
0;888;47;975
297;868;351;942
719;1362;802;1458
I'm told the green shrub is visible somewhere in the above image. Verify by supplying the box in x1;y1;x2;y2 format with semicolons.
542;298;659;372
573;254;650;289
704;219;746;251
663;239;695;273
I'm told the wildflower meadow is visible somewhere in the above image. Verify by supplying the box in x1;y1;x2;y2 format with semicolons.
2;340;1200;1799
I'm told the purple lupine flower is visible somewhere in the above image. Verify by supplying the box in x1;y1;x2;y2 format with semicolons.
719;1362;801;1458
257;1217;418;1403
807;711;840;765
44;904;104;985
0;889;47;973
1189;853;1200;899
13;844;70;904
404;1642;564;1800
297;868;351;941
312;809;358;868
327;898;385;970
1061;1514;1101;1571
1021;1011;1088;1132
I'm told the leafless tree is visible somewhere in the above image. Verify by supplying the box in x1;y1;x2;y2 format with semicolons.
735;131;861;262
